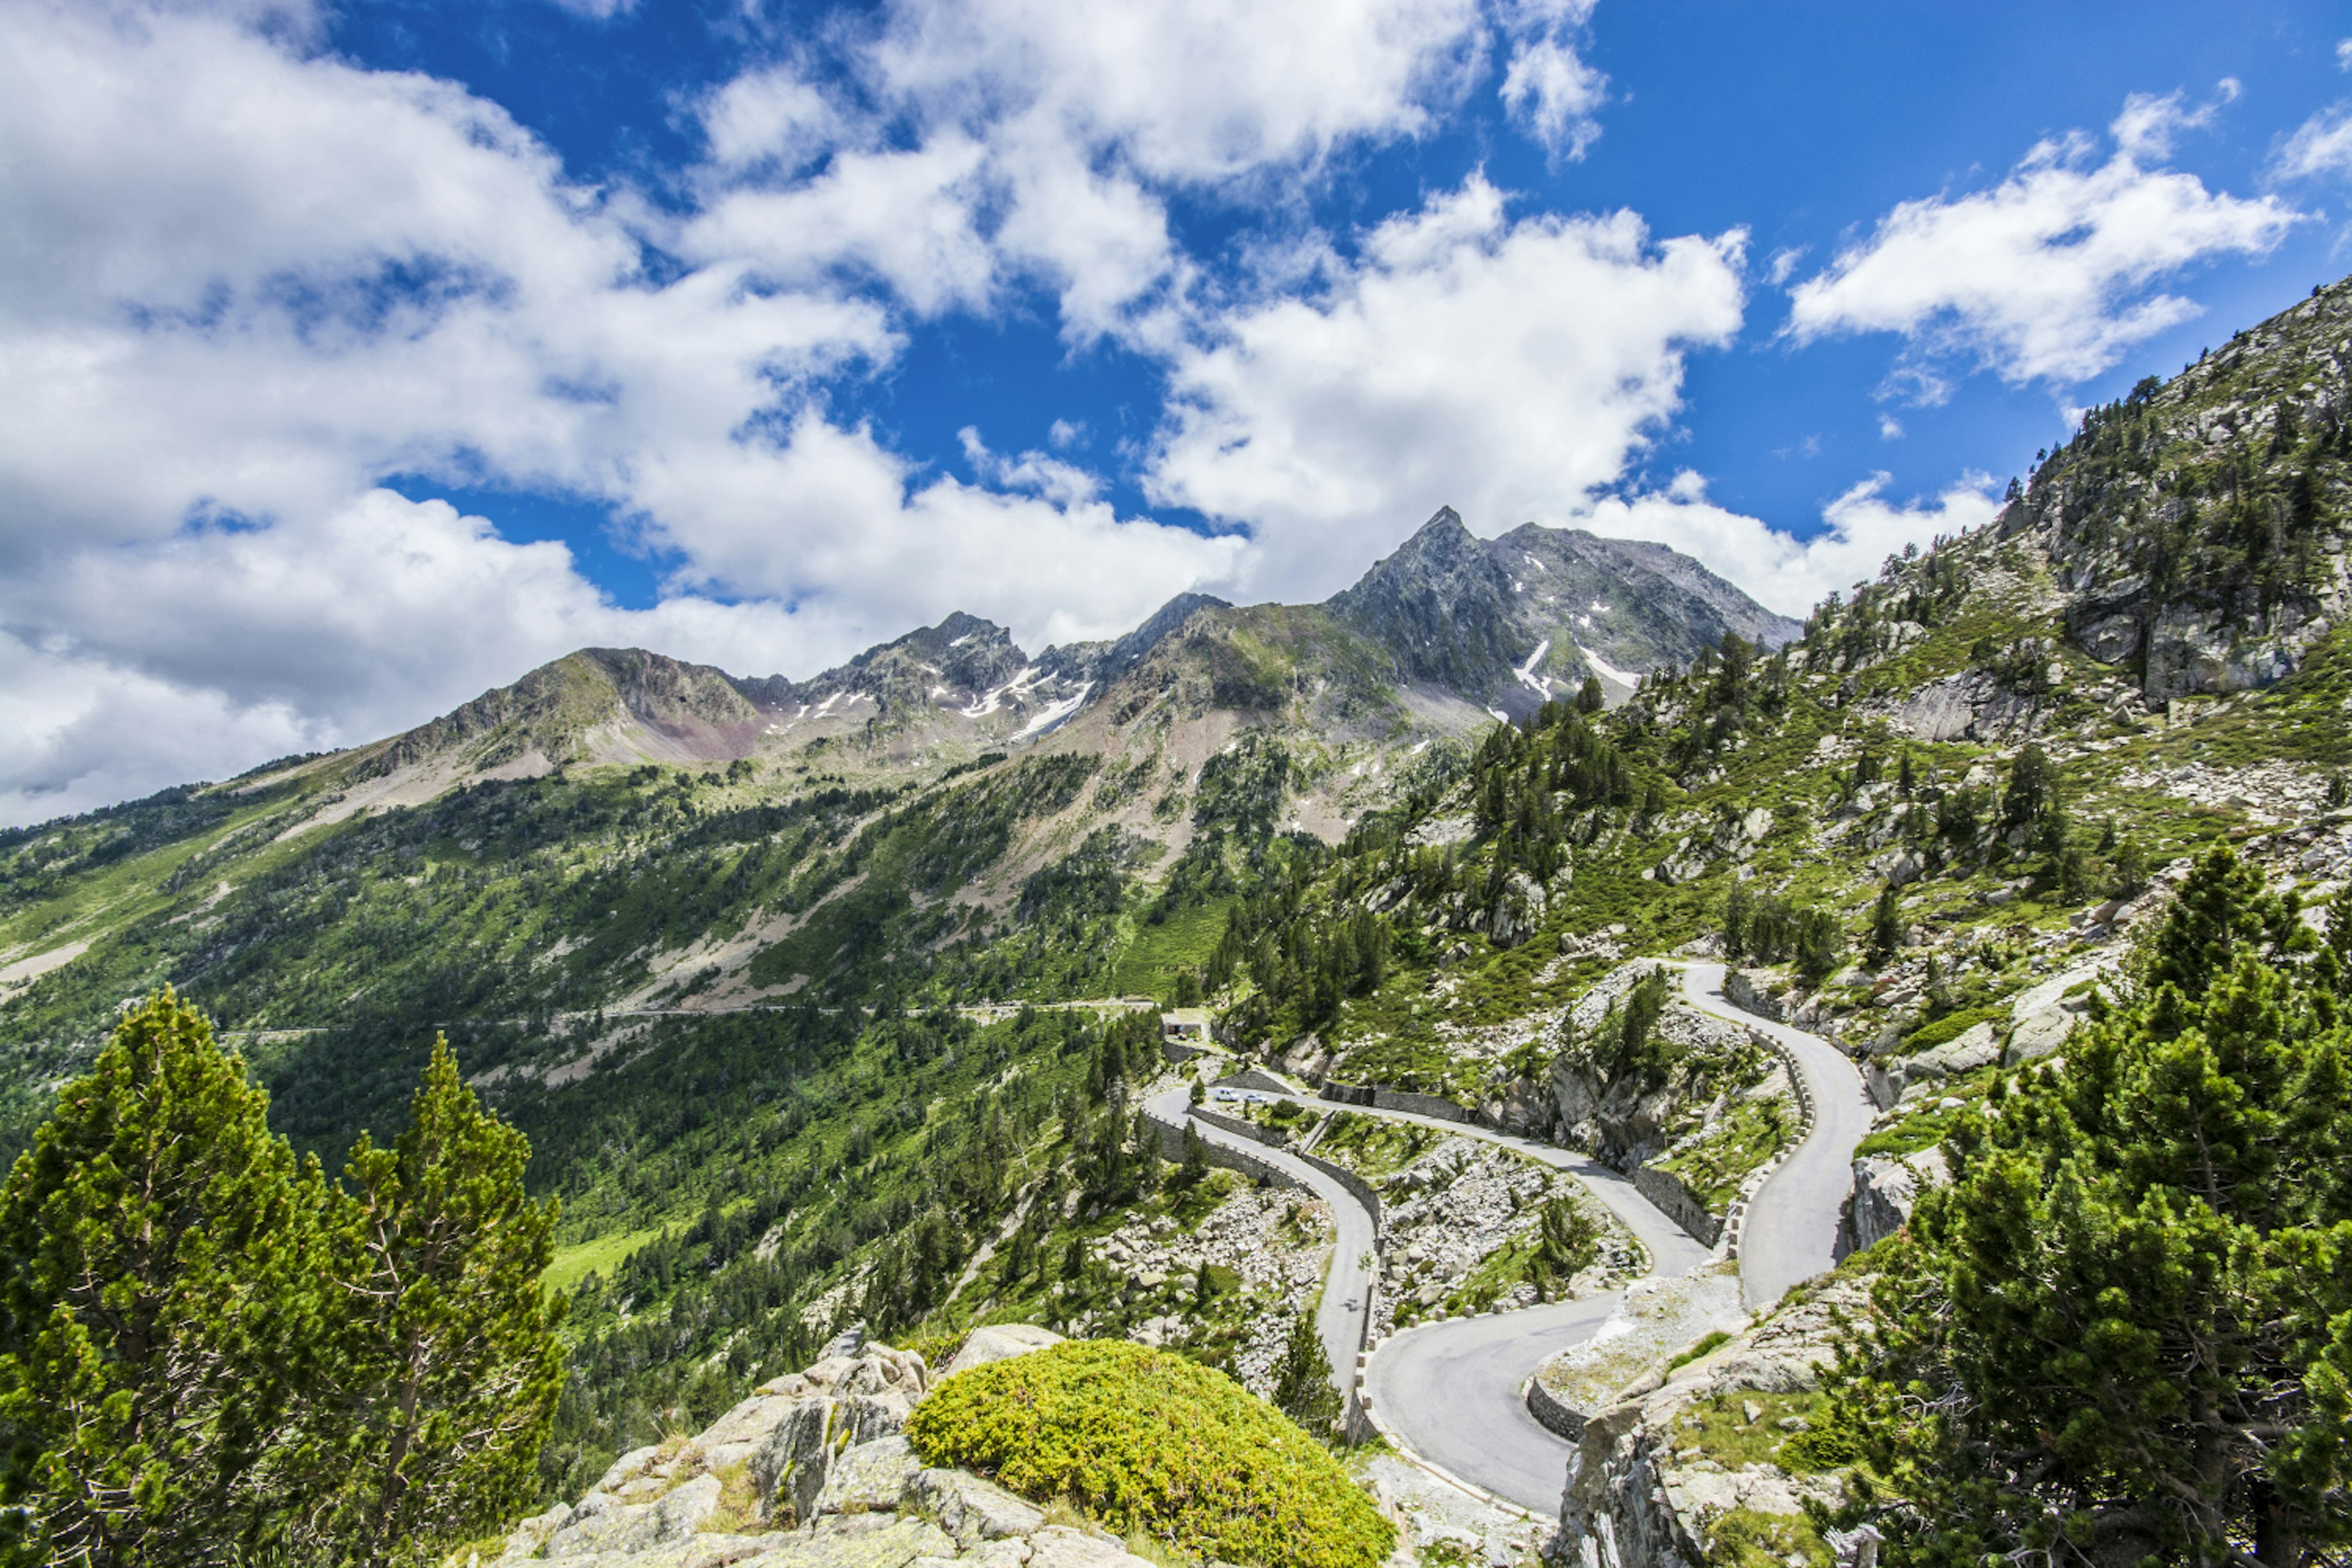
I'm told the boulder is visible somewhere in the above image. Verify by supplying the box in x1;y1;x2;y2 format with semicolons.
543;1490;668;1558
905;1468;1046;1548
752;1390;922;1525
1874;1023;1999;1104
940;1324;1063;1379
1841;1148;1950;1256
2005;963;2108;1064
756;1514;958;1568
1021;1526;1159;1568
598;1446;665;1495
699;1393;806;1470
814;1436;922;1518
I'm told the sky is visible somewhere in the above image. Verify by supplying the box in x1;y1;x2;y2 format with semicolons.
7;0;2352;826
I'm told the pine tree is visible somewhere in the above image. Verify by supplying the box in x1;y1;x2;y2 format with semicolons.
0;990;333;1567
330;1037;564;1566
1823;851;2352;1566
1268;1310;1341;1436
1866;884;1905;966
1530;1197;1599;1301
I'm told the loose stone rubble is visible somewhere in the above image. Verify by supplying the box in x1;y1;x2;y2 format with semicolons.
1065;1183;1333;1396
1372;1137;1637;1335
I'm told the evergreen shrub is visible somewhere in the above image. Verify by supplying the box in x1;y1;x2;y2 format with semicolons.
905;1340;1393;1568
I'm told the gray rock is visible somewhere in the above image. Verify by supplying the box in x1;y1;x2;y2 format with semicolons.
1021;1525;1159;1568
940;1324;1063;1379
500;1501;572;1559
1841;1149;1949;1256
545;1490;666;1558
752;1390;921;1526
597;1446;665;1496
814;1436;921;1518
758;1514;957;1568
533;1536;795;1567
657;1474;725;1537
699;1393;805;1472
1902;1023;1998;1080
904;1468;1046;1549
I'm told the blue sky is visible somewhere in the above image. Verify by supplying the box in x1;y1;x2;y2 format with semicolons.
5;0;2352;822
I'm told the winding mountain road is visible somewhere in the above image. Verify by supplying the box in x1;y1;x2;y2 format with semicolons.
1142;1087;1377;1404
1267;962;1869;1513
1676;962;1875;1310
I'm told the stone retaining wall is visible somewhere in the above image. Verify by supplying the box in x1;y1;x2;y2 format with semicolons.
1137;1109;1310;1195
1317;1079;1496;1128
1632;1166;1724;1248
1525;1373;1587;1441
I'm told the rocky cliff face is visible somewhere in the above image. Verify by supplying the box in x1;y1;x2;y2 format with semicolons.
2000;279;2352;702
1548;963;1780;1172
1556;1278;1864;1568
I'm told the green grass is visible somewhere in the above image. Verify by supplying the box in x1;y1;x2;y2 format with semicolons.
545;1223;666;1293
1110;896;1237;998
1852;1066;1998;1159
1311;1111;1440;1180
1654;1097;1795;1214
908;1340;1394;1568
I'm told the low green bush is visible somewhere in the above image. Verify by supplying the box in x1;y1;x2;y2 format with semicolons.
905;1340;1393;1568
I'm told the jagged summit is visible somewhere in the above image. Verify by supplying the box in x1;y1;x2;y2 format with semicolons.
1327;506;1800;714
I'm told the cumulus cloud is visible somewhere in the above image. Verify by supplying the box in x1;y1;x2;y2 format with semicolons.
1582;471;2003;618
1497;0;1607;158
1146;176;1746;598
1788;91;2299;388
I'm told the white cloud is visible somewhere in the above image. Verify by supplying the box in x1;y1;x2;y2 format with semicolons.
1496;0;1606;158
0;491;816;823
1789;94;2300;386
2338;39;2351;70
1146;176;1746;598
868;0;1486;186
1582;471;2003;617
2275;104;2352;184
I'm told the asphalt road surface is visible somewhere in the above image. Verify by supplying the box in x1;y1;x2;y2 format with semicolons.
1363;1294;1622;1512
1675;962;1874;1309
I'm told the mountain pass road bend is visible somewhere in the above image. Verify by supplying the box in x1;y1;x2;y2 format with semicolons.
1352;960;1869;1513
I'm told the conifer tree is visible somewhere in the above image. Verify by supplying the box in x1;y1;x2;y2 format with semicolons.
1866;884;1905;966
1268;1310;1340;1435
329;1037;564;1566
0;990;333;1567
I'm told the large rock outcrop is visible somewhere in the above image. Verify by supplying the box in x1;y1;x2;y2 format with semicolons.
1556;1279;1864;1568
500;1330;1128;1568
1549;963;1783;1171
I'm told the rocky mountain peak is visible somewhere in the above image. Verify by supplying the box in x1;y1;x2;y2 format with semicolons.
1325;507;1522;692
